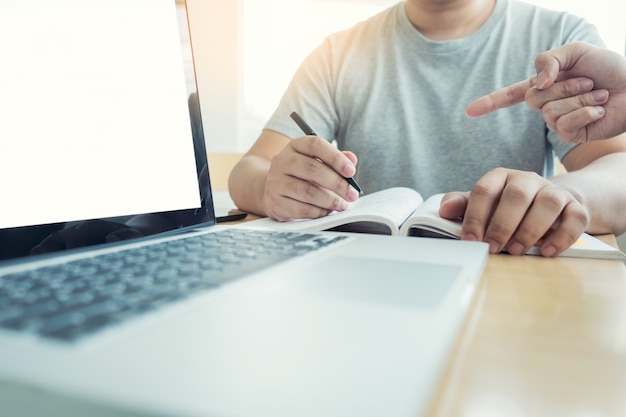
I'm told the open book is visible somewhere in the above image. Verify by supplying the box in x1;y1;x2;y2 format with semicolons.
246;187;626;261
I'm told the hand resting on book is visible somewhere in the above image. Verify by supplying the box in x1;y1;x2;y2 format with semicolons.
438;168;589;257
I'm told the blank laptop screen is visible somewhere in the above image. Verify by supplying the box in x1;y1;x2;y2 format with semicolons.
0;0;215;260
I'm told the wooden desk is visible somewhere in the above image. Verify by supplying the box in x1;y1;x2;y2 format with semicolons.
210;156;626;415
427;234;626;417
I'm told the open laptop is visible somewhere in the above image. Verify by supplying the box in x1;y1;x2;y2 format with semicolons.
0;1;489;416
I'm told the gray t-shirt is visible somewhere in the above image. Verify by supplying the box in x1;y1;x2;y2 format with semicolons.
264;0;604;197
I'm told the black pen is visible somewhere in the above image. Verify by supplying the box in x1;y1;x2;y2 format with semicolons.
290;111;362;193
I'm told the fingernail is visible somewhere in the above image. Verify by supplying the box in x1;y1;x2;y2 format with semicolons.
339;200;349;211
342;163;356;177
347;187;359;201
486;239;500;254
507;241;525;256
537;71;549;89
591;89;609;103
594;106;605;116
462;233;478;241
577;78;594;92
542;244;557;257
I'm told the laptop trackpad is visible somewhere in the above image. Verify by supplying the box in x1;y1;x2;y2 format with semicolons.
289;256;461;309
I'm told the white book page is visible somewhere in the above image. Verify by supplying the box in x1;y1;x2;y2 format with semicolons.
247;187;423;233
0;0;200;229
400;193;462;237
526;232;626;260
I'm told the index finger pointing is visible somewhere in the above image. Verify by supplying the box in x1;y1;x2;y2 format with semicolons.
466;77;535;117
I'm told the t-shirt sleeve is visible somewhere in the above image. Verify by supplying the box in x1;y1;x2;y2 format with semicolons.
263;38;339;143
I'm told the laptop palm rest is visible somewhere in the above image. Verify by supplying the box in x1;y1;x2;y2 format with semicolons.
277;256;459;309
0;249;480;417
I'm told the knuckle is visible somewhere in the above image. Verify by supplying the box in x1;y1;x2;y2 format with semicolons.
537;188;566;212
295;181;345;213
293;182;319;201
307;135;327;153
505;86;518;104
575;94;590;108
557;81;570;97
333;175;347;191
515;224;545;243
269;151;286;170
506;183;532;202
565;78;580;95
293;204;313;219
461;214;485;235
554;123;578;142
330;151;345;169
282;142;299;160
567;203;590;228
555;118;580;137
487;220;514;240
490;166;507;175
265;201;286;221
527;170;542;181
470;183;491;200
525;89;542;109
582;106;602;122
263;197;285;221
329;194;345;211
303;158;323;177
542;102;559;121
524;87;551;110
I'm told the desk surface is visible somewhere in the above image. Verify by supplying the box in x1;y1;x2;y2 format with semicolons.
226;209;626;416
427;234;626;417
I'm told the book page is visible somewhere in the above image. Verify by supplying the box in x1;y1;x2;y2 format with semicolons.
343;187;423;222
526;232;626;260
399;194;462;238
245;187;423;234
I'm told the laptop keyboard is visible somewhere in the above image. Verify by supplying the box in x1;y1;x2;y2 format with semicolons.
0;229;347;342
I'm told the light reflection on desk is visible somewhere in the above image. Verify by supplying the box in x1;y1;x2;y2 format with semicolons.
427;242;626;417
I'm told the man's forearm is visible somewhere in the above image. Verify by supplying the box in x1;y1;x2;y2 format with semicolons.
551;152;626;235
228;155;271;217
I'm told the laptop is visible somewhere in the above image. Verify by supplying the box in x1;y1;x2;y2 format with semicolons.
0;1;489;416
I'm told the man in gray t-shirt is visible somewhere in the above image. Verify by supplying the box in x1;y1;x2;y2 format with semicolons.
229;0;626;258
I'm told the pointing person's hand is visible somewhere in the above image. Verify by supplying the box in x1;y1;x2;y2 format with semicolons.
466;42;626;143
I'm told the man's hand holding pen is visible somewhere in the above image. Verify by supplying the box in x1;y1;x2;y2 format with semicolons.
262;133;361;222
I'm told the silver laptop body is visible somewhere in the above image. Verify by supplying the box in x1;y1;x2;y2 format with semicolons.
0;1;489;416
